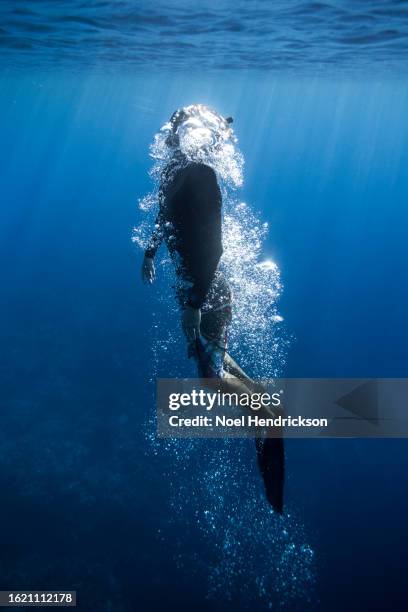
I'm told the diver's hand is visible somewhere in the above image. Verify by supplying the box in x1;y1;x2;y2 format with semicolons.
141;256;155;284
182;305;201;343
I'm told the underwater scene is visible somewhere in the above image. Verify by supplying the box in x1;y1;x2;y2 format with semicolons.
1;1;408;611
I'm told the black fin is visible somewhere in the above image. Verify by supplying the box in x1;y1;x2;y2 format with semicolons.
255;437;285;514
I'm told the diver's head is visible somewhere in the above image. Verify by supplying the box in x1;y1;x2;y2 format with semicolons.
151;103;242;188
165;104;234;151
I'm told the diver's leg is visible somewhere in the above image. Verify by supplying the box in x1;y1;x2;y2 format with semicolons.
197;307;284;513
223;352;271;395
217;327;284;514
223;352;251;381
202;368;257;396
200;308;257;386
199;309;275;410
199;369;284;514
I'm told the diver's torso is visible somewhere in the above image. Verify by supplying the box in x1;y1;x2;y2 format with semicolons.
160;160;231;309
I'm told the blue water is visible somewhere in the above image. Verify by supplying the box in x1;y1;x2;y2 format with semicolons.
1;1;408;74
1;2;408;611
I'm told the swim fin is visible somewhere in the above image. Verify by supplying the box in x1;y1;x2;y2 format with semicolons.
255;436;285;514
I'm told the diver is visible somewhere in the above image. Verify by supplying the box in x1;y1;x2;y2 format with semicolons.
141;105;284;514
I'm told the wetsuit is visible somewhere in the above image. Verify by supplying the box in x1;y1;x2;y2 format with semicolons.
145;159;232;376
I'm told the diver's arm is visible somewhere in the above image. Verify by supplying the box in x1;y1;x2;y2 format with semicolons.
141;255;155;284
145;212;163;259
141;213;163;284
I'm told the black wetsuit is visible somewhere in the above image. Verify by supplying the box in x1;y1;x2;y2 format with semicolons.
145;158;231;311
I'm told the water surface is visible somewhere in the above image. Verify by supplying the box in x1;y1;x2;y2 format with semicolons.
1;1;408;73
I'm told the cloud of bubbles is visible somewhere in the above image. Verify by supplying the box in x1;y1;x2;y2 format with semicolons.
134;105;316;609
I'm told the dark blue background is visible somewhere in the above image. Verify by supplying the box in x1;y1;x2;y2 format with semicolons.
1;72;408;610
